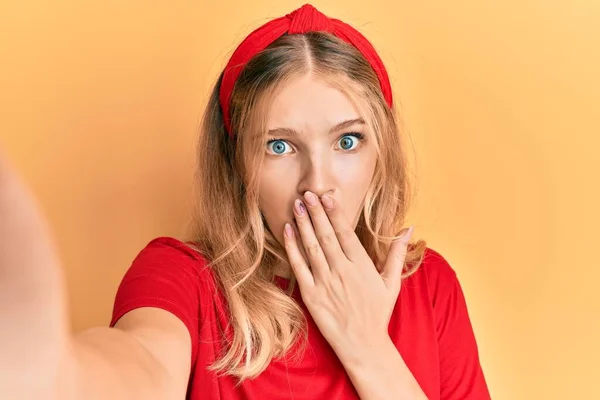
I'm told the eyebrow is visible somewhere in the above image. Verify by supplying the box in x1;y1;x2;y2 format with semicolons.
267;117;365;137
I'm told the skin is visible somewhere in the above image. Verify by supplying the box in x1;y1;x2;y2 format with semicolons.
257;73;427;398
258;73;378;277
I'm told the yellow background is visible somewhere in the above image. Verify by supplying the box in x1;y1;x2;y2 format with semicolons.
1;1;598;398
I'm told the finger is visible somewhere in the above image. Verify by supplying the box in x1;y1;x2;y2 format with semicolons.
291;221;310;266
302;191;347;268
319;193;367;262
293;198;331;282
381;226;414;294
283;222;314;288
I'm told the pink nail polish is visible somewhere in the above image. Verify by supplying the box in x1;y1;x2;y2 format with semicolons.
284;223;293;238
295;199;306;216
321;194;334;209
406;226;414;240
304;191;318;206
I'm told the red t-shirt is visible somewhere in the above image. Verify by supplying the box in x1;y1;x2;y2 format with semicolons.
110;237;490;399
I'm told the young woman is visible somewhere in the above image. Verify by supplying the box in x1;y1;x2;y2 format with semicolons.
0;4;490;400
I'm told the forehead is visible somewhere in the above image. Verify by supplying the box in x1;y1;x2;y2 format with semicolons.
265;73;362;130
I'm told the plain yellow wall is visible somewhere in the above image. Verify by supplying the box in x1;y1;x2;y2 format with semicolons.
1;1;598;398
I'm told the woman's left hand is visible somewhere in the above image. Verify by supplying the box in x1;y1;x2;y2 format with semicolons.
283;190;413;363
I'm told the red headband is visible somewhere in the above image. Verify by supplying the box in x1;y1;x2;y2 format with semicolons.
219;3;393;138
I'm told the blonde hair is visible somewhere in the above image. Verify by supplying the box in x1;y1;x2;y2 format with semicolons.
185;32;427;381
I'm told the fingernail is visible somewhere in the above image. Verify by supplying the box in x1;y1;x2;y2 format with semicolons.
294;199;306;216
397;226;414;242
321;194;334;210
405;226;414;241
284;223;294;238
304;191;318;206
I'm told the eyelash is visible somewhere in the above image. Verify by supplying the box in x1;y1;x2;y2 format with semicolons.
266;132;366;155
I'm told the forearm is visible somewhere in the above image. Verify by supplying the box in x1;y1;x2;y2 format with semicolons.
60;327;176;400
340;338;428;400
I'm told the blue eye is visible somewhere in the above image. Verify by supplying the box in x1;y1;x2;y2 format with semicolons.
338;133;364;151
266;139;291;155
266;133;365;156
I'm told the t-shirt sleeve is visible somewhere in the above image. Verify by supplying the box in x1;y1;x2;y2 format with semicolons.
109;237;205;367
426;249;492;399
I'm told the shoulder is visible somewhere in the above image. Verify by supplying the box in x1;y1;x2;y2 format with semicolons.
125;236;216;289
406;246;460;306
136;236;207;262
132;236;211;271
420;247;458;281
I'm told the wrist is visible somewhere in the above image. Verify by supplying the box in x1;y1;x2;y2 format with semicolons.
339;337;428;400
336;334;395;370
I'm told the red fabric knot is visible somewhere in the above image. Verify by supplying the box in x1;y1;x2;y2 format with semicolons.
287;4;334;34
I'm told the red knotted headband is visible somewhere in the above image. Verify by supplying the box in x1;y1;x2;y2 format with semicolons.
219;3;393;139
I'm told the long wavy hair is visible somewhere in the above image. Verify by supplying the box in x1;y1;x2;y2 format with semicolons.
184;31;427;381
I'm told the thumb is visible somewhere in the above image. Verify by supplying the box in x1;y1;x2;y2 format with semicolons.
380;226;414;293
0;150;70;397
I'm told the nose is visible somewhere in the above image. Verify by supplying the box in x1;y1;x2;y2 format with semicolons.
296;156;336;198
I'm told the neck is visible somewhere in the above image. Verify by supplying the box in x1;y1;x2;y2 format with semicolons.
273;262;293;280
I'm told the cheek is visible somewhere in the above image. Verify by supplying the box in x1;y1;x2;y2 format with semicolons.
335;154;377;224
258;171;295;236
258;184;284;217
336;150;377;189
